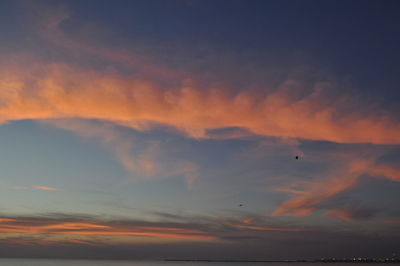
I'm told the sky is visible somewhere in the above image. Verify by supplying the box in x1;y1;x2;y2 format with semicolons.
0;0;399;260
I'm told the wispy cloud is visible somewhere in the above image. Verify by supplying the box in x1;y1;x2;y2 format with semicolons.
223;221;305;232
0;212;311;245
0;212;398;260
367;164;400;181
11;186;29;190
33;186;60;191
0;212;317;247
43;119;199;187
272;159;400;218
0;215;215;242
21;0;182;80
325;206;377;222
11;185;60;191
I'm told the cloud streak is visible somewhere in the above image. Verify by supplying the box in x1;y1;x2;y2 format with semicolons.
0;213;311;246
0;215;215;242
325;207;377;222
0;212;398;260
34;185;60;191
272;159;400;217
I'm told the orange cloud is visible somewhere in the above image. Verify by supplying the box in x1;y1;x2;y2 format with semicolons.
224;222;305;232
9;2;398;153
34;185;60;191
222;216;306;232
66;239;99;246
367;164;400;181
238;217;256;224
324;206;376;222
324;210;355;222
0;57;399;145
272;159;400;217
0;217;216;242
0;218;16;223
272;187;307;195
272;159;372;217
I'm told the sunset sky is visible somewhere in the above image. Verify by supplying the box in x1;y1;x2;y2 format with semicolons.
0;0;399;260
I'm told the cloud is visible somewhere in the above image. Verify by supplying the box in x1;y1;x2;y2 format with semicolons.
33;185;60;191
0;56;399;145
11;186;29;190
0;215;215;242
0;212;399;260
43;119;199;187
20;0;182;80
271;159;400;217
0;3;397;200
384;218;400;225
223;221;305;232
11;186;59;191
0;4;394;143
325;207;377;222
271;159;373;217
272;187;307;195
0;212;310;247
0;1;397;226
367;164;400;181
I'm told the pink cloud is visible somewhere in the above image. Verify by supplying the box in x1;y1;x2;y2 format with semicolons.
0;216;216;243
0;56;398;145
34;185;60;191
271;159;400;217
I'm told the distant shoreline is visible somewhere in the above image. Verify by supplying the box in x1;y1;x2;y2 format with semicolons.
164;259;400;263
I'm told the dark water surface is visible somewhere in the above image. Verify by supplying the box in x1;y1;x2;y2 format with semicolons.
0;260;397;266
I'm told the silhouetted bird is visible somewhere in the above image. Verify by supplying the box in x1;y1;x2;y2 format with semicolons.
239;204;243;207
295;156;299;160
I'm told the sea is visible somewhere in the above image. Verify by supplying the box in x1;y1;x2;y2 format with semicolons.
0;261;397;266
